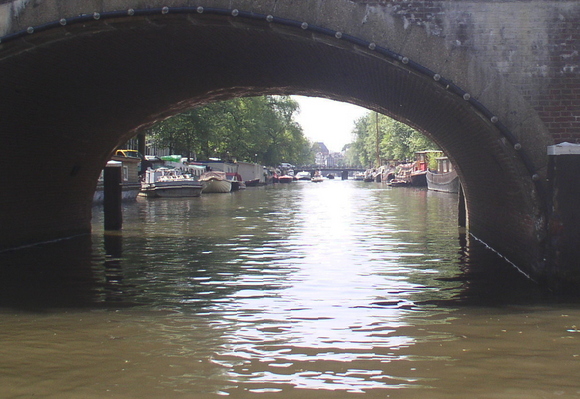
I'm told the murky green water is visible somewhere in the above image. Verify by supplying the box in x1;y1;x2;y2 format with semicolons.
1;180;580;398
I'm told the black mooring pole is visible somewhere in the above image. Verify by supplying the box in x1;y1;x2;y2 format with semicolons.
545;143;580;289
103;161;123;230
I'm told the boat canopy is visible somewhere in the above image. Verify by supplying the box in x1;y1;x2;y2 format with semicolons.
200;171;227;181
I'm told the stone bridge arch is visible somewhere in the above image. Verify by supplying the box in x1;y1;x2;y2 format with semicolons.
1;0;574;284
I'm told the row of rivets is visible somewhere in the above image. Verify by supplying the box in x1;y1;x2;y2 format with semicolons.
15;4;492;130
19;6;501;137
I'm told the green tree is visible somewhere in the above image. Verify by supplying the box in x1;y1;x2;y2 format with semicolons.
145;96;312;166
348;111;438;166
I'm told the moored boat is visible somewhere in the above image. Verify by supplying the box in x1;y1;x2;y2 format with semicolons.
379;164;396;183
363;169;375;182
295;171;311;180
426;156;459;193
392;162;413;185
200;171;232;193
387;178;409;187
409;151;434;187
410;170;427;186
311;171;324;182
244;178;260;187
278;175;294;183
93;153;142;204
139;168;203;198
236;161;266;186
226;172;246;190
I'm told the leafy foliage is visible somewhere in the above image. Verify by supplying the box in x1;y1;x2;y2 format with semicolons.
145;96;314;166
345;112;438;168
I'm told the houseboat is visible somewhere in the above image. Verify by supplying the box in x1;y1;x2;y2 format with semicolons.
426;156;459;193
236;161;267;186
93;151;142;204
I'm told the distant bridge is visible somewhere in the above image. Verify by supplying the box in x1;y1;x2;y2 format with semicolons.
292;167;366;173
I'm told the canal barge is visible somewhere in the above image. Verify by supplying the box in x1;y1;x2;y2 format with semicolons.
426;156;459;193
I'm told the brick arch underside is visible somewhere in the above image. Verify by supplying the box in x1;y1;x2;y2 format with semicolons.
0;16;545;276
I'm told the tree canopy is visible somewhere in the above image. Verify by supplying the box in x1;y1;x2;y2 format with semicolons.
345;112;438;168
145;96;314;166
144;98;436;169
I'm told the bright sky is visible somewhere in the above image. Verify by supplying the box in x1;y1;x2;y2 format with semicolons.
292;96;369;153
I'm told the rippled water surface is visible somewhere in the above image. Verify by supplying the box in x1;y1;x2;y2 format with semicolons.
2;180;580;398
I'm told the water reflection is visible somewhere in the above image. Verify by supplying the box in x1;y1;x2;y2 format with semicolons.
0;235;102;310
1;180;576;398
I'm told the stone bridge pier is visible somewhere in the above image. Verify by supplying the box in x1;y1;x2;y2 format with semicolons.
0;0;579;290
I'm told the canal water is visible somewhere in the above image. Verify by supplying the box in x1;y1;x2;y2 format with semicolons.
1;180;580;398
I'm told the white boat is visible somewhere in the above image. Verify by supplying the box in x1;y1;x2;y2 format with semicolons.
426;156;459;193
311;171;324;182
200;171;232;193
295;171;311;180
139;168;203;198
